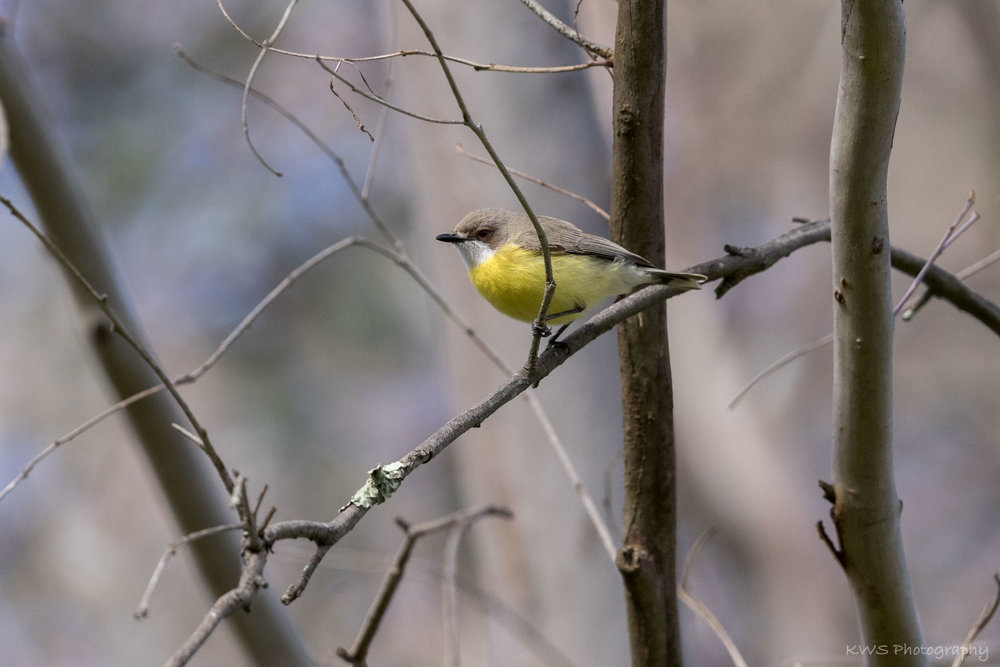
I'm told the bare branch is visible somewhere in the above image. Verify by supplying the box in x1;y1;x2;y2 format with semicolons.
951;574;1000;667
212;4;608;74
287;48;607;74
317;56;464;126
516;0;614;61
328;71;375;141
525;390;618;562
165;549;269;667
727;333;833;410
335;506;512;666
816;519;846;569
0;383;162;502
175;46;400;247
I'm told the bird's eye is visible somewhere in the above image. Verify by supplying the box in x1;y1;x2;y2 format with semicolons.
475;228;490;240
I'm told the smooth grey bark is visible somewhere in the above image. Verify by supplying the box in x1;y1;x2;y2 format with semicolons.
828;1;926;664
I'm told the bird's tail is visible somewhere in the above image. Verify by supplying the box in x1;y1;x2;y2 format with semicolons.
648;269;707;290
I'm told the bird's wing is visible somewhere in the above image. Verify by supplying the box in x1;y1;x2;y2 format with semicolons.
512;215;656;267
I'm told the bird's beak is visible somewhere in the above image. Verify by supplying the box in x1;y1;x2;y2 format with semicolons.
435;233;465;243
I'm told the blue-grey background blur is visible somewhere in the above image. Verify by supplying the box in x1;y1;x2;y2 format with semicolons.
1;0;998;665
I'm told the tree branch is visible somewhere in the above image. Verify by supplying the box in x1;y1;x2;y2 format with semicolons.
828;0;926;662
516;0;614;61
336;506;512;666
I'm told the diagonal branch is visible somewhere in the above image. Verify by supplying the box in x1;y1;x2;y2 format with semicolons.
516;0;614;61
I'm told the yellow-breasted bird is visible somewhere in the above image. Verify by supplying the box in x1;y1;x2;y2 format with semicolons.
437;208;706;338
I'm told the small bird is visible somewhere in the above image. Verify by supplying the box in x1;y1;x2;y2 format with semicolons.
436;208;706;338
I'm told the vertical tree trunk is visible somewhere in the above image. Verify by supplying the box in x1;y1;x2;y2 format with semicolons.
610;1;681;665
829;1;926;664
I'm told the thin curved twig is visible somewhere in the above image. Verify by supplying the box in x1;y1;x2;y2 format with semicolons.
218;0;300;176
951;573;1000;667
678;529;749;667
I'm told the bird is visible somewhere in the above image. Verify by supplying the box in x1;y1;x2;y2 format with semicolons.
436;208;706;339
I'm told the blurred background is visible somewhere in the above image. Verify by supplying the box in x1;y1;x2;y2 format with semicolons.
0;0;997;664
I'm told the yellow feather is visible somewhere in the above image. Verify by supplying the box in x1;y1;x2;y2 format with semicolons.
468;244;645;324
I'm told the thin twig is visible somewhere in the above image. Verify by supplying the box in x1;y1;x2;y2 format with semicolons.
515;0;614;60
135;523;245;619
211;8;607;74
318;56;464;126
951;573;1000;667
526;390;618;561
455;145;609;220
904;246;1000;320
727;333;833;409
816;520;846;568
894;192;979;316
677;529;749;667
279;48;606;74
329;73;375;141
181;236;365;382
0;383;162;503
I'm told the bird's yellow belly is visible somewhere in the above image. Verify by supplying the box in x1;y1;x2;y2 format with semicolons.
468;244;633;325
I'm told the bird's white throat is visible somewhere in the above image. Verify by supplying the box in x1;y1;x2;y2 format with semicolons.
451;239;495;270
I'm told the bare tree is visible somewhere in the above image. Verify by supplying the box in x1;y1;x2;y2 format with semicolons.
1;1;999;666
